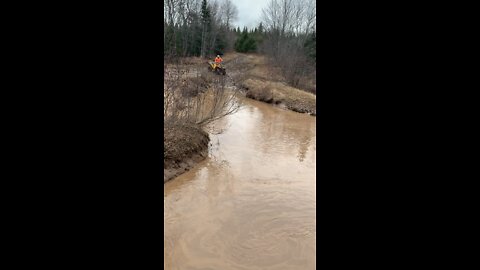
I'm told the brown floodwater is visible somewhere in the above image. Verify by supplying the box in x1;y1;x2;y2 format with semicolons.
164;97;316;270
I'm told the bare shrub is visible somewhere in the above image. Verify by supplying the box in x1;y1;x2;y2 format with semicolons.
164;62;241;130
246;82;273;103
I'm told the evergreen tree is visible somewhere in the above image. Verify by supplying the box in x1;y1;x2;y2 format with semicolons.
200;0;211;57
201;0;211;28
235;31;257;53
304;31;316;63
258;22;263;33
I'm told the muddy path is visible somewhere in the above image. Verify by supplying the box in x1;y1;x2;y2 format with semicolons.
164;96;316;269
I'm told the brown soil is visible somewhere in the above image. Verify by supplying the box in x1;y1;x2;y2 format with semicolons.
164;125;210;183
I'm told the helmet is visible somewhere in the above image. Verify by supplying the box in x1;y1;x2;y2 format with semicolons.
217;55;220;57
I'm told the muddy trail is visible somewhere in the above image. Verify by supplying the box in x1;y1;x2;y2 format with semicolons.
164;96;316;269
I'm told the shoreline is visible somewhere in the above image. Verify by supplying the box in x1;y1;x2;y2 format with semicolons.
241;81;316;116
164;125;210;183
226;53;316;116
164;149;208;183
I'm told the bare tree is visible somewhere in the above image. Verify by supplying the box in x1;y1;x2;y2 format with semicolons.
165;0;180;55
218;0;238;51
260;0;316;89
164;0;240;57
221;0;238;29
208;0;220;56
303;0;316;36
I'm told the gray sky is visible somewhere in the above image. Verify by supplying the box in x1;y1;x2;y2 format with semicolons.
231;0;267;30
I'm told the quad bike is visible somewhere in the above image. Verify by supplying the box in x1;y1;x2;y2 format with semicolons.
207;61;226;75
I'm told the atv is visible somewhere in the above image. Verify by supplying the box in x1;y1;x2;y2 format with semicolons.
207;61;226;75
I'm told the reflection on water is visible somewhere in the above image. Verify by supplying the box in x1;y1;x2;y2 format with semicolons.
164;98;316;270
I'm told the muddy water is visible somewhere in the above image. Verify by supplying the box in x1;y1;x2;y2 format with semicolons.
164;98;316;270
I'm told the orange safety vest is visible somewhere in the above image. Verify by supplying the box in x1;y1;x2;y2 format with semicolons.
215;57;222;64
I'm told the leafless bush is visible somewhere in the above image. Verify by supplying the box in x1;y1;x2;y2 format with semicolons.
164;62;241;130
246;83;274;103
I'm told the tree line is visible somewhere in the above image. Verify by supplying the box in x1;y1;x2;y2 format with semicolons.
164;0;239;59
259;0;316;88
164;0;316;90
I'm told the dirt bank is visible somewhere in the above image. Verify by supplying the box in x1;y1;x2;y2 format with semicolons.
226;53;316;116
164;125;210;183
242;79;316;115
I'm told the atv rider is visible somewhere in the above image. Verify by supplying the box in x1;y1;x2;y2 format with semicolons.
214;55;223;69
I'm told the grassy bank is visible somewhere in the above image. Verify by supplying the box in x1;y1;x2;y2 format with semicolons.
242;79;316;115
228;53;316;116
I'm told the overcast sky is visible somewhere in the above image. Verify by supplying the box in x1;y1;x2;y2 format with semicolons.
231;0;267;30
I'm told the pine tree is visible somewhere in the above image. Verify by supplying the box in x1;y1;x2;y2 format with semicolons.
235;31;257;53
258;22;263;33
304;31;316;63
200;0;211;58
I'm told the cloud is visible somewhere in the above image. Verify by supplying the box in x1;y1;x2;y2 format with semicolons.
230;0;268;29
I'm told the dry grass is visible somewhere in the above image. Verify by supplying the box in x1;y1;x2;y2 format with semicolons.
243;78;316;115
229;53;316;115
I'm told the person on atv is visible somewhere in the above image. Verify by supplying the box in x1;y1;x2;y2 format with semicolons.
214;55;223;69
